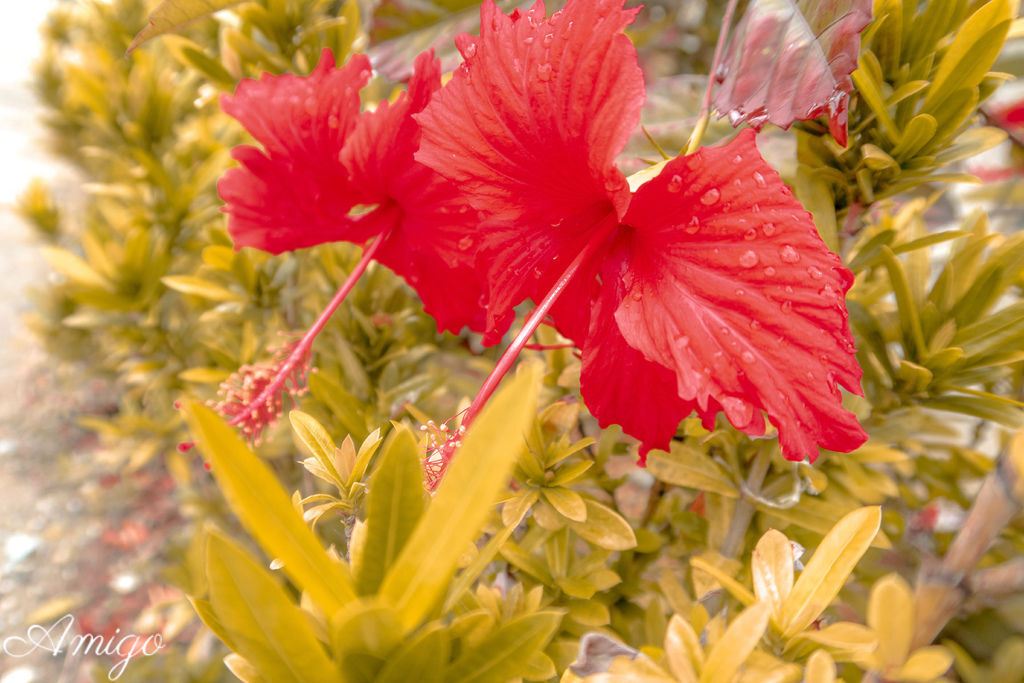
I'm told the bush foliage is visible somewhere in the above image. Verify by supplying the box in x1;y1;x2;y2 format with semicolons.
19;0;1024;681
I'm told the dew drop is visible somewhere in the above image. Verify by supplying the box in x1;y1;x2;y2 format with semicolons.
753;171;767;188
735;288;745;297
327;114;340;129
537;63;553;81
739;250;758;268
457;236;473;250
733;154;743;164
781;301;793;313
513;58;522;72
667;174;683;193
675;335;690;348
780;245;800;263
543;33;554;46
807;266;823;279
565;21;574;33
762;222;776;236
721;397;753;428
685;217;700;234
524;36;534;44
304;97;316;115
700;188;721;206
741;351;755;364
631;290;642;301
749;320;762;331
785;285;793;294
806;371;815;381
751;203;761;213
744;228;757;241
763;266;776;277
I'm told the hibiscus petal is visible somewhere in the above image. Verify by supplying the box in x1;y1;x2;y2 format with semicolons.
218;50;373;253
580;237;712;464
336;50;490;335
415;0;645;341
617;129;866;461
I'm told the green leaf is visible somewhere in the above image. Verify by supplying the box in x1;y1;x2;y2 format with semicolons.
128;0;246;53
374;623;451;683
921;0;1012;114
568;499;637;551
41;246;111;290
289;411;342;486
647;444;739;498
446;611;563;683
356;427;426;595
542;486;587;522
378;364;539;632
162;275;245;302
700;603;770;683
182;402;356;616
205;532;336;682
779;506;881;639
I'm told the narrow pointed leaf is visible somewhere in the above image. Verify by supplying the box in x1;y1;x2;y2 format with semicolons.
128;0;245;53
780;506;881;638
182;402;356;615
700;603;771;683
378;364;539;631
356;427;427;594
446;612;563;683
205;532;336;682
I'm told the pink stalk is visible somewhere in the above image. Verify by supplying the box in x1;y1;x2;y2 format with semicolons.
460;217;618;429
225;234;387;432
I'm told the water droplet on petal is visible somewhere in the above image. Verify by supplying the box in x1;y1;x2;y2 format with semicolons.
780;245;800;263
722;397;754;428
750;320;762;331
806;371;815;381
327;114;339;129
700;188;721;205
751;203;761;213
781;301;793;313
763;222;776;236
739;250;758;268
631;290;642;301
675;335;690;348
667;175;683;193
685;217;700;234
523;36;534;44
753;171;767;187
457;236;473;250
565;20;574;33
807;266;823;279
785;285;794;294
763;266;776;277
733;154;743;164
543;33;554;46
744;228;757;240
741;351;755;363
735;288;745;297
537;63;553;81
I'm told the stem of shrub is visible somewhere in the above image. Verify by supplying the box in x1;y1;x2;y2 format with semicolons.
911;447;1024;649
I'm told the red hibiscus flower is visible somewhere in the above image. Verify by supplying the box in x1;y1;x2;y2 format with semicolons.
416;0;868;464
214;49;488;441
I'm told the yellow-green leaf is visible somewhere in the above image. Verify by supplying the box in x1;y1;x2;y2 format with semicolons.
894;646;954;681
542;486;587;522
356;427;426;595
568;499;637;551
779;506;881;638
664;615;701;683
869;574;914;670
205;532;336;682
690;555;756;606
162;275;245;302
128;0;246;53
447;611;563;683
289;411;342;485
647;444;739;498
182;402;356;615
752;529;795;618
701;603;770;683
378;363;539;632
41;246;111;290
922;0;1012;113
374;623;450;683
805;649;836;683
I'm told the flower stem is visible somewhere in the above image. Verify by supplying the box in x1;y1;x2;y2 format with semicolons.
684;0;741;155
460;219;617;429
226;235;386;428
